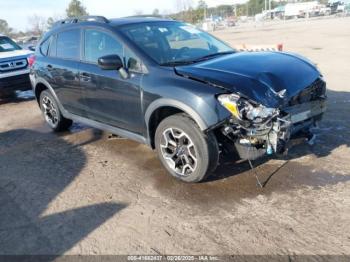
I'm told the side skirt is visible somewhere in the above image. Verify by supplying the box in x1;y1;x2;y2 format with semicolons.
65;112;149;146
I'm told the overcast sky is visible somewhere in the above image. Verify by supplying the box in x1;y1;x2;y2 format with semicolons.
0;0;245;31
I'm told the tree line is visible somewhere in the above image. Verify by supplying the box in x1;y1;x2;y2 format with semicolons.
1;0;282;39
170;0;281;24
0;0;88;39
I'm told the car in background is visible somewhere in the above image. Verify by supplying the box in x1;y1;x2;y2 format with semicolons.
327;1;345;14
20;36;39;51
225;17;236;27
345;3;350;15
31;16;327;183
0;34;34;98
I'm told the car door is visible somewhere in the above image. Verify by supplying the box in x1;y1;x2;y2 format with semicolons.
79;28;144;134
47;29;85;116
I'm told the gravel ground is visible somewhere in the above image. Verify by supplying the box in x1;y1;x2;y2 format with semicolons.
0;16;350;256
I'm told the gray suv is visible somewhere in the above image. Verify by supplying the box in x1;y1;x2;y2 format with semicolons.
30;16;327;183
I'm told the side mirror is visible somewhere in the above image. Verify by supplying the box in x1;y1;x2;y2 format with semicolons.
98;55;123;70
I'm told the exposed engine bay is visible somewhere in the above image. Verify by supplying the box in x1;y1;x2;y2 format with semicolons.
217;78;327;160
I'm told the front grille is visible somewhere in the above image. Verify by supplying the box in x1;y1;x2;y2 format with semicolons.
288;78;326;106
0;59;28;73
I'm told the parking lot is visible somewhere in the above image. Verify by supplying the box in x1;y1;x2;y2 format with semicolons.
1;17;350;255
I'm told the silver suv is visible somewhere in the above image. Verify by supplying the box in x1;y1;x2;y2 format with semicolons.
0;34;33;98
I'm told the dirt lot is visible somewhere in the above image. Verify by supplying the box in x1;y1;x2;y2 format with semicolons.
1;17;350;255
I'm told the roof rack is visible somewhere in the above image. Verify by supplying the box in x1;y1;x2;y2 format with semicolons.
124;15;172;19
53;16;109;28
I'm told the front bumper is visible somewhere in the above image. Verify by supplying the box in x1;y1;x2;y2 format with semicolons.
0;69;31;93
224;99;327;160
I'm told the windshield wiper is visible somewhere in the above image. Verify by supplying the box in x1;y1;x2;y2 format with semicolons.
191;51;235;63
160;60;195;66
160;51;235;67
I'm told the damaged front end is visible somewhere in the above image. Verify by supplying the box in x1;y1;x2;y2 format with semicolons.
217;78;327;160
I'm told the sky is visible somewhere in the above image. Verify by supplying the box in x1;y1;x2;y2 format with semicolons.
0;0;244;32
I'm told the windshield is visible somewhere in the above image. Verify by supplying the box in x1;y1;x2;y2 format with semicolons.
120;21;234;65
0;36;22;52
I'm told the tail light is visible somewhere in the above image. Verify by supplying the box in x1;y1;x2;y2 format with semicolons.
27;54;36;68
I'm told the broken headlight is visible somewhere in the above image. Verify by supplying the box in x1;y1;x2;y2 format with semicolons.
217;94;279;123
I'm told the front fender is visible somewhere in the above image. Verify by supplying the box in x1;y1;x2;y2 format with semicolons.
142;70;232;136
145;98;208;131
144;94;231;133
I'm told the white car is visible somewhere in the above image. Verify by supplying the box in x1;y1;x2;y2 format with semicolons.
0;34;34;98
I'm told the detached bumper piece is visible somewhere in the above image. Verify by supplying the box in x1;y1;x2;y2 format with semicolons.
222;99;327;161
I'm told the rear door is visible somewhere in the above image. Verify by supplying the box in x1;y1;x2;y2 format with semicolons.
79;28;144;134
47;28;85;116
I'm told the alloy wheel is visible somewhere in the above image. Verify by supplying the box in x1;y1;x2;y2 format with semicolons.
160;127;198;177
41;95;58;128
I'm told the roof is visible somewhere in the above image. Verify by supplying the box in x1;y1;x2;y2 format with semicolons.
49;16;175;33
109;16;174;27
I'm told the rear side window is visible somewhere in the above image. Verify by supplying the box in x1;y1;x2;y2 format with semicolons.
49;35;57;57
56;29;81;60
40;37;51;56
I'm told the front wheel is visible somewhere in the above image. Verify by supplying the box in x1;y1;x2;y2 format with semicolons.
39;90;72;132
155;113;219;183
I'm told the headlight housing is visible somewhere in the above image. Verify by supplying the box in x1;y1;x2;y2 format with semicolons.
217;94;278;123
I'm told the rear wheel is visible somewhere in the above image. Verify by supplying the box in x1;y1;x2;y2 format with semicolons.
39;90;72;132
155;113;219;183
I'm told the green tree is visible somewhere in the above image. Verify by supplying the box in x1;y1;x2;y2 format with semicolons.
0;19;13;35
236;3;248;16
66;0;88;18
197;0;207;20
197;0;207;10
207;5;234;18
246;0;264;16
245;0;278;16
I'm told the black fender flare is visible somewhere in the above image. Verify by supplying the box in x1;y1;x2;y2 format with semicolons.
33;77;69;117
144;98;209;133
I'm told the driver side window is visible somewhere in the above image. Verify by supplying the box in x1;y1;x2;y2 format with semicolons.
84;29;123;64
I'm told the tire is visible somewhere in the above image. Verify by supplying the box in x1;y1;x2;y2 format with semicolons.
39;90;72;132
155;113;219;183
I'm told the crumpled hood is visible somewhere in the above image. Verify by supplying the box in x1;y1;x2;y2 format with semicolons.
175;51;321;108
0;49;33;62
